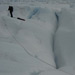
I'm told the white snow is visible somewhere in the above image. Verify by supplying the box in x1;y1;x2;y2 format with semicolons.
0;4;57;75
2;14;56;68
0;1;75;75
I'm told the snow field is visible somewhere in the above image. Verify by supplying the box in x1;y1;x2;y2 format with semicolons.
3;13;56;67
0;5;58;74
0;2;74;75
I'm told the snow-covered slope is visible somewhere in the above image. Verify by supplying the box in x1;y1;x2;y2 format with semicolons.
3;14;56;67
0;1;74;75
0;4;57;74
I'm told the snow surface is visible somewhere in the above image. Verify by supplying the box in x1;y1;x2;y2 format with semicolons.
0;4;57;75
59;66;75;75
0;1;74;75
2;15;56;67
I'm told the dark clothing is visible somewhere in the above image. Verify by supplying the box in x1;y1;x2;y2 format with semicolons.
9;11;13;17
8;6;13;17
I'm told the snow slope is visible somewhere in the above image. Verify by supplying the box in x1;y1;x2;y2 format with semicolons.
0;4;57;74
3;15;56;67
0;15;55;75
0;1;74;75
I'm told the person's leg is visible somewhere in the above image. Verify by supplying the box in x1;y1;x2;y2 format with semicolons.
10;11;13;17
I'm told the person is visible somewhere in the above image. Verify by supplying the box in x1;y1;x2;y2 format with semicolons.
8;6;13;17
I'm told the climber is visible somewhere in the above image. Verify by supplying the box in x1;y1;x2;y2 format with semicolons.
8;6;13;17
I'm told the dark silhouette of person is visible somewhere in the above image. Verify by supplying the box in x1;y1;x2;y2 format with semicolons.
8;6;13;17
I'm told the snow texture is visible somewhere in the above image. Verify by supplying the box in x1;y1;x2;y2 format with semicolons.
0;1;74;75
